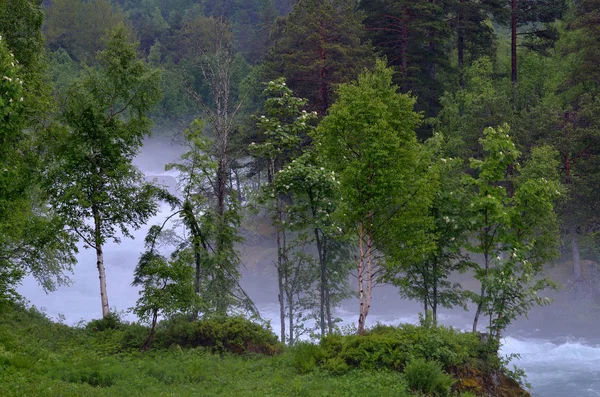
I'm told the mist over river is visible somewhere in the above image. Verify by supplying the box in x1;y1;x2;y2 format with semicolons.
18;137;600;397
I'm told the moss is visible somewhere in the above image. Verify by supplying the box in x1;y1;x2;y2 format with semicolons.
452;365;530;397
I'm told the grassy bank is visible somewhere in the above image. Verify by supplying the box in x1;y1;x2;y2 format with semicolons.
0;305;527;396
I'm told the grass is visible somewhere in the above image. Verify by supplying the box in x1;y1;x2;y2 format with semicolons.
0;304;522;396
0;306;412;397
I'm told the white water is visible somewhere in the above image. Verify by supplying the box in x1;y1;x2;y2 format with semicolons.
501;336;600;397
16;137;600;396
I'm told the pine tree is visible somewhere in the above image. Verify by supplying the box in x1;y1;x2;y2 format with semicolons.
267;0;375;116
361;0;451;119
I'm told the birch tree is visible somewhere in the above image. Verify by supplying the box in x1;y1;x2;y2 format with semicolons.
315;61;432;334
45;27;162;317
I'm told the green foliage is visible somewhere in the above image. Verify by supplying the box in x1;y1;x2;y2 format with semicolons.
153;316;282;355
44;27;163;316
290;342;326;374
266;0;375;115
290;324;485;375
131;228;200;349
86;312;123;332
467;125;561;337
403;358;455;397
315;60;432;257
45;0;130;62
390;133;474;325
360;0;452;118
0;7;76;305
315;60;434;332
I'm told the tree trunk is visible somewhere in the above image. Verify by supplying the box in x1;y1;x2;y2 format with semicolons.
93;207;109;318
142;309;159;351
432;261;438;327
457;0;465;86
357;219;366;335
317;230;326;338
570;215;582;280
288;298;294;346
511;0;518;86
472;251;489;333
401;6;409;92
365;231;373;331
326;285;333;334
277;232;286;344
318;24;329;116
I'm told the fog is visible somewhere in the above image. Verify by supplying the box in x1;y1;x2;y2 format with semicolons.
18;136;600;397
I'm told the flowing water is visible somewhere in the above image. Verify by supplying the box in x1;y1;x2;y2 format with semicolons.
501;336;600;397
17;138;600;396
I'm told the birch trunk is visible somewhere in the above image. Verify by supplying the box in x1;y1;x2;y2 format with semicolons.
93;207;109;318
357;219;366;335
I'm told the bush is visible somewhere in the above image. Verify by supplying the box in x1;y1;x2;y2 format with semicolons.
300;324;489;379
154;315;283;355
86;312;122;331
322;356;350;375
290;342;325;374
403;358;455;397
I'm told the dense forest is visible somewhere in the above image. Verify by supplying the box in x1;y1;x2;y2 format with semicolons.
1;0;599;395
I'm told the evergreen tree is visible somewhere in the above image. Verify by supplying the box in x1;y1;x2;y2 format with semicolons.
361;0;451;119
45;0;129;62
449;0;504;84
509;0;565;84
267;0;375;116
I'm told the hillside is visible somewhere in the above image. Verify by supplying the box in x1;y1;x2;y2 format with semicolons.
0;305;528;397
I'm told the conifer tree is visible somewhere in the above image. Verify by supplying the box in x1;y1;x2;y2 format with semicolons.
267;0;375;116
361;0;451;118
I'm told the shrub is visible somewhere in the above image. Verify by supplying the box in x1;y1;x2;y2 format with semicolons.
322;356;350;375
336;334;408;371
403;358;455;397
154;315;283;355
86;312;122;331
118;322;150;350
290;342;325;374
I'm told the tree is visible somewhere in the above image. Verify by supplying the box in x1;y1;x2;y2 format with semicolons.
391;134;474;326
267;0;375;115
508;0;565;85
249;78;315;343
0;2;76;306
435;57;514;161
274;150;353;337
449;0;504;84
165;122;256;318
132;225;199;351
315;61;432;334
361;0;451;118
45;27;162;317
45;0;129;62
467;125;561;339
180;16;246;315
554;0;600;280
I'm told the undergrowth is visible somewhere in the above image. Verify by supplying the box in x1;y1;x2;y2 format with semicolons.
0;304;519;397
